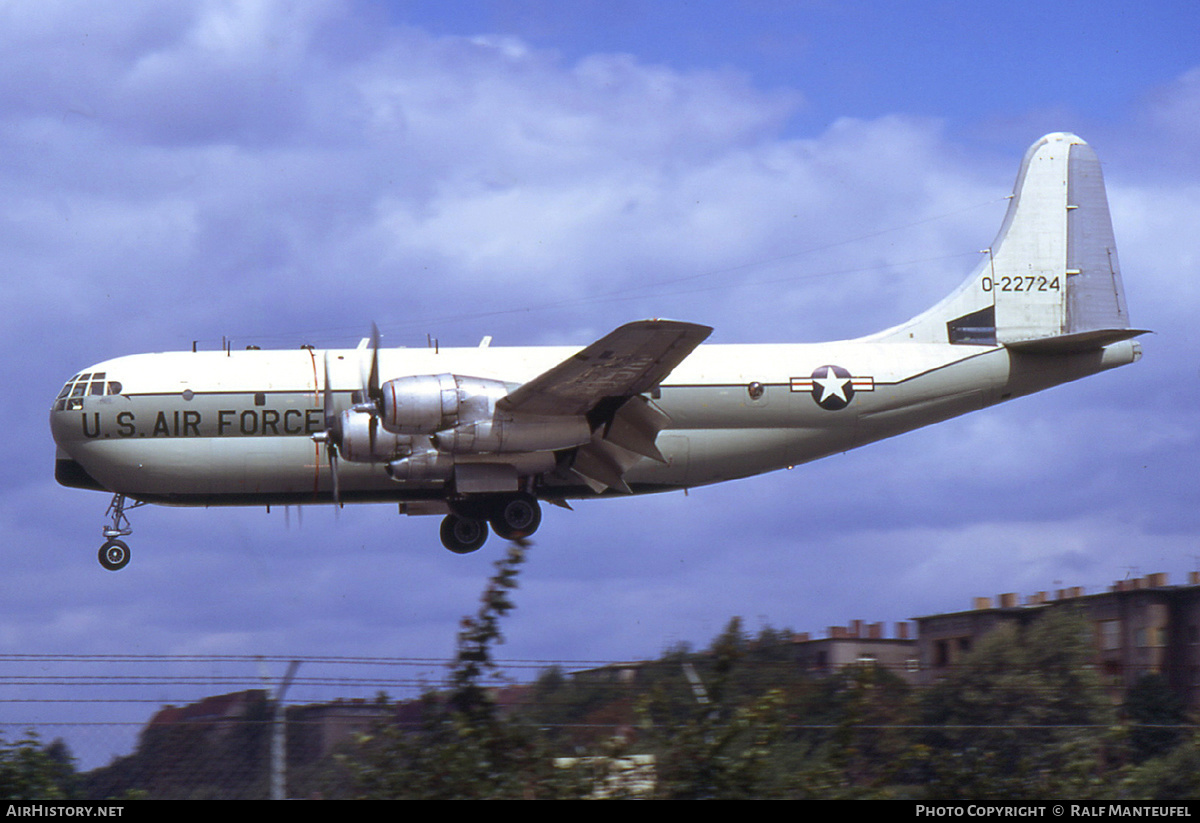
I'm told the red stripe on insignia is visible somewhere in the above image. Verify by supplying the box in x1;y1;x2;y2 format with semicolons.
791;377;874;391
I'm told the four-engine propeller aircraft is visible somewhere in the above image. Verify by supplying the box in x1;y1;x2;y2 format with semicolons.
51;133;1147;570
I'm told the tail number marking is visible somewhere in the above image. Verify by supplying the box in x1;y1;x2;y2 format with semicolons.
981;275;1061;293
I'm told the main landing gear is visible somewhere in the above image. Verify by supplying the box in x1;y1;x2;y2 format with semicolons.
98;494;146;571
439;492;542;554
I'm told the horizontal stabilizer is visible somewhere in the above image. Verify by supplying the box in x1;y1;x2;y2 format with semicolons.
1005;328;1149;355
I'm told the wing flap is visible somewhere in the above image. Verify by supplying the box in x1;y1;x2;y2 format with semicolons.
570;397;673;492
603;395;671;463
572;439;635;494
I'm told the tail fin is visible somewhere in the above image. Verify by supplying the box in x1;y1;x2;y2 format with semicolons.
870;132;1147;352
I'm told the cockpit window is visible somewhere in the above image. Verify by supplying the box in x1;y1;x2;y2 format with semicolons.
54;372;122;411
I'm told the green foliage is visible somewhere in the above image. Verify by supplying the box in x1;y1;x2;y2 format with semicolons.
1123;673;1188;764
351;542;581;799
819;663;916;792
349;700;567;799
650;687;790;798
1121;733;1200;799
448;543;525;722
0;733;78;800
641;621;786;798
915;608;1115;799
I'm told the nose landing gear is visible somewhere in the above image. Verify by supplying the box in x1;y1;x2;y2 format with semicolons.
98;494;145;571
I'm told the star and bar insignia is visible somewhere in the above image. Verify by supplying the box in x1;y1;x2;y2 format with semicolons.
790;365;875;410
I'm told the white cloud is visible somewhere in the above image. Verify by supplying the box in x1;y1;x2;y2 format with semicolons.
1146;66;1200;158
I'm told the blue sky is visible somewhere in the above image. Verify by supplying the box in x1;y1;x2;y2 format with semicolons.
3;0;1199;767
395;1;1199;139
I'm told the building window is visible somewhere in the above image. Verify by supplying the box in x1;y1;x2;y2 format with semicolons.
1135;626;1166;648
1099;620;1121;651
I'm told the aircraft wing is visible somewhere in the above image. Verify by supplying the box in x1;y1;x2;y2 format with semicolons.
498;319;713;417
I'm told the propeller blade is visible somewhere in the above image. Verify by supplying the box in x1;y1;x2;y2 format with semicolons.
366;322;381;406
327;443;341;506
323;352;335;430
319;351;343;506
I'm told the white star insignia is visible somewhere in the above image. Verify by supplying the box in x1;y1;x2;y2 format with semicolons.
813;367;851;403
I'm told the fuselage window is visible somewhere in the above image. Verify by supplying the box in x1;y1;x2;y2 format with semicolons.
54;379;75;412
54;373;122;411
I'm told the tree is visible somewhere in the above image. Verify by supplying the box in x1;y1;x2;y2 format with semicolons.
352;542;579;799
1123;673;1188;764
640;617;794;799
916;608;1115;799
0;733;78;800
1121;734;1200;799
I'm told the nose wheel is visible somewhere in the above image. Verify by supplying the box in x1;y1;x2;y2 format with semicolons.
99;539;130;571
98;494;145;571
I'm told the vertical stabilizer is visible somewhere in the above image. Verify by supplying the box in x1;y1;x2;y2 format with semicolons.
868;133;1144;351
1065;140;1130;336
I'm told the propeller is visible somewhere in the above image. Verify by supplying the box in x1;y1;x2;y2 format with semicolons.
313;324;384;507
313;352;343;505
353;322;383;456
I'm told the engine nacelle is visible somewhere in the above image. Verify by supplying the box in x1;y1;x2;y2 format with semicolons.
379;374;511;435
336;410;417;463
379;372;591;457
386;451;454;483
433;416;592;454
